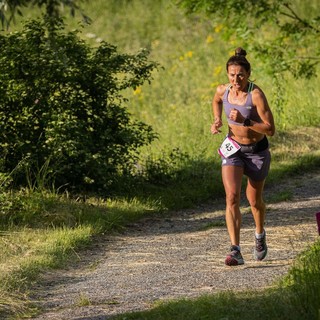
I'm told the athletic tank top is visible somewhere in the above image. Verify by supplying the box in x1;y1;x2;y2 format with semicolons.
223;82;261;125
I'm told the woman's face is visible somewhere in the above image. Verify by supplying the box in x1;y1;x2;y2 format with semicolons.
227;65;250;91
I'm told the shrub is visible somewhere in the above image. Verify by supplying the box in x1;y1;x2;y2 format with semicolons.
0;16;158;191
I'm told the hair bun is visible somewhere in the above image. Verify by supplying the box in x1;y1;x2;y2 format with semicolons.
235;47;247;57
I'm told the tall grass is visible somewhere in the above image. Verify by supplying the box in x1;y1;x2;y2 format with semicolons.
11;0;320;205
70;0;320;199
73;0;320;131
0;187;162;318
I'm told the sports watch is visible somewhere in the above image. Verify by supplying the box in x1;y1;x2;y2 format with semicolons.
243;118;251;127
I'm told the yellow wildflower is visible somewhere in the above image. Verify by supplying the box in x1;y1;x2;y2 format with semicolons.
210;81;220;88
186;51;193;58
214;24;223;33
213;66;222;76
133;87;142;95
206;35;214;43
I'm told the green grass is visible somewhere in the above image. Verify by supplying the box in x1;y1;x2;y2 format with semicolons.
0;0;320;318
0;191;162;318
267;190;294;203
63;0;320;210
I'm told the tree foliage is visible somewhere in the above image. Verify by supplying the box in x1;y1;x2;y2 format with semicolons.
0;17;158;191
0;0;90;28
177;0;320;79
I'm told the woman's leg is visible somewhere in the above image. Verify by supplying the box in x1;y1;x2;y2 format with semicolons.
246;178;268;260
222;165;244;246
246;178;266;234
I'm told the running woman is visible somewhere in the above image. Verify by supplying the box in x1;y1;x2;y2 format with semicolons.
211;47;275;266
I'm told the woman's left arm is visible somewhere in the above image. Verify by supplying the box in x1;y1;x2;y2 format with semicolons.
250;88;275;136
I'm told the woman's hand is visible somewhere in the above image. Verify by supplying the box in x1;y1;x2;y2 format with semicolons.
211;118;223;134
229;108;245;124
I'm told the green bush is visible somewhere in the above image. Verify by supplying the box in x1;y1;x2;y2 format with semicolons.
0;16;158;191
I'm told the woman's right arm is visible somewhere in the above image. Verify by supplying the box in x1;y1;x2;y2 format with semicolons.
211;84;225;134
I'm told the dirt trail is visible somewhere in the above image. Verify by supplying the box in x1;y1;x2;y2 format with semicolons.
31;171;320;320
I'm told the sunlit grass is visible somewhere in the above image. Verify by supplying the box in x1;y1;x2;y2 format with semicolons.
0;191;163;318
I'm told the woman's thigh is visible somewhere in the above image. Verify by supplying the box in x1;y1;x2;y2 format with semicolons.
222;165;244;200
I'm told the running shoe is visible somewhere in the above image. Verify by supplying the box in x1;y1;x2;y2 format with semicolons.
225;245;244;266
254;231;268;261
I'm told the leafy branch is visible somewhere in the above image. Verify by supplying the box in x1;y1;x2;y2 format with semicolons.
280;2;319;33
177;0;320;78
0;0;91;28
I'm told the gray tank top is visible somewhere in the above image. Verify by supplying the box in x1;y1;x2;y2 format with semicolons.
223;82;261;125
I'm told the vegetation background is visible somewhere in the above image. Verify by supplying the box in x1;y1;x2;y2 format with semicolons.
66;0;320;207
0;0;319;318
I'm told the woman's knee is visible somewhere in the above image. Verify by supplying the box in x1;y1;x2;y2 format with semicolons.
246;180;266;209
248;197;265;211
225;191;240;207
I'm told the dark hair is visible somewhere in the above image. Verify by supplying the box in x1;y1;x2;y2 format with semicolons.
226;47;251;73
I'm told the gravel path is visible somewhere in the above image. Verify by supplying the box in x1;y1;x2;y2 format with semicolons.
30;170;320;320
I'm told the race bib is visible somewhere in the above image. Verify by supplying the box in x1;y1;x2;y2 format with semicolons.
218;137;240;158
